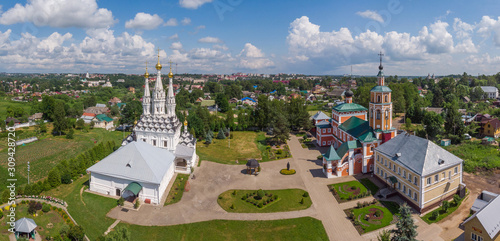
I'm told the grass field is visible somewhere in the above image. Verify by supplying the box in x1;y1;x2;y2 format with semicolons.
217;189;312;213
350;203;394;233
444;140;500;172
196;131;262;164
164;174;190;206
115;217;329;241
329;179;374;202
0;203;66;240
0;98;32;120
0;128;127;192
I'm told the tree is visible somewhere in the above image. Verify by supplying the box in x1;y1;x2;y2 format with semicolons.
104;226;131;241
52;101;68;135
68;225;85;241
422;111;444;140
215;93;230;113
48;168;61;188
392;203;418;241
66;128;74;139
377;229;391;241
453;194;461;206
75;118;85;130
120;100;142;125
470;86;485;101
432;89;444;107
405;118;411;130
205;133;212;144
217;129;226;139
273;113;290;144
443;100;466;141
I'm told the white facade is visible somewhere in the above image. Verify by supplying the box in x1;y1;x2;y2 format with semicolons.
480;86;499;99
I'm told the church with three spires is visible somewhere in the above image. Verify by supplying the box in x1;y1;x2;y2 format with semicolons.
86;50;197;205
315;53;397;178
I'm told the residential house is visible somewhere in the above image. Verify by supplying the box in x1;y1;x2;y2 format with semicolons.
480;118;500;138
80;113;96;123
471;191;499;213
128;87;135;93
374;133;464;213
312;85;326;94
462;195;500;241
28;113;43;122
480;86;499;99
93;114;114;130
108;97;121;106
241;97;257;106
84;106;109;115
117;79;125;83
229;98;239;104
5;117;21;125
195;97;204;103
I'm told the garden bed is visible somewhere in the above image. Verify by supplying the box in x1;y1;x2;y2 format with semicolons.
421;194;466;224
344;201;399;234
217;189;311;213
328;179;376;203
164;174;190;206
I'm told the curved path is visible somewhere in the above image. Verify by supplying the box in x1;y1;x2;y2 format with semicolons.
107;135;365;241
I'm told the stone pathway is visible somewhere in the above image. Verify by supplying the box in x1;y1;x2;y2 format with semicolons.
104;219;121;235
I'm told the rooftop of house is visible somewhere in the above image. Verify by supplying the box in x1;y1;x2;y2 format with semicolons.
463;195;500;239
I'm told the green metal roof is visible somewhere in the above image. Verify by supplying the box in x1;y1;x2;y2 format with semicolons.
336;140;362;157
96;114;113;122
370;85;392;92
323;145;341;161
388;176;398;184
124;182;142;195
339;117;378;142
332;103;367;112
116;103;126;108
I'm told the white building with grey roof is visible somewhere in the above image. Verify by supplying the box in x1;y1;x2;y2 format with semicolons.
374;133;464;213
462;195;500;241
480;86;499;99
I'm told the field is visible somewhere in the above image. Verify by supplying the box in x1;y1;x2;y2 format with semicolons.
115;217;329;241
196;131;262;164
0;98;32;120
444;140;500;172
0;128;127;193
217;189;312;213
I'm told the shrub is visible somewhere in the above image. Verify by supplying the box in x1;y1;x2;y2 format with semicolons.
273;195;278;200
117;197;124;206
280;169;296;175
0;210;3;219
331;188;337;195
453;194;461;206
431;210;439;220
28;203;37;215
230;204;235;209
374;209;382;217
303;192;309;198
300;198;304;205
372;199;377;204
357;202;362;208
35;202;42;210
42;204;50;213
218;196;223;200
348;211;354;219
257;189;265;199
134;200;140;209
363;201;369;207
317;155;323;159
232;190;237;196
241;196;247;200
258;203;263;208
442;200;450;213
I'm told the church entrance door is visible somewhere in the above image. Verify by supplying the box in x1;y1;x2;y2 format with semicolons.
115;188;120;196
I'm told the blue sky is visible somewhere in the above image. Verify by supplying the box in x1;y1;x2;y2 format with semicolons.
0;0;500;76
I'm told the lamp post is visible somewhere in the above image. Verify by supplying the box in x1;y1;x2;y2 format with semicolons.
27;161;30;184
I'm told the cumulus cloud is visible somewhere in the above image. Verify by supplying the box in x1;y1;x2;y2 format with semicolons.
181;17;191;25
170;42;183;50
125;13;163;30
356;10;384;23
238;43;274;69
169;33;179;40
179;0;213;9
165;18;178;26
198;36;222;43
0;0;115;28
477;16;500;46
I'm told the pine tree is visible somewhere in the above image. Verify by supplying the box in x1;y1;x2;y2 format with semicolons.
217;129;226;139
205;134;212;144
392;203;418;241
48;168;61;188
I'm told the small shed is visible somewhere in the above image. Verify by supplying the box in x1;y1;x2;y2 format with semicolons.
482;137;495;145
246;159;260;175
14;217;37;240
440;139;451;146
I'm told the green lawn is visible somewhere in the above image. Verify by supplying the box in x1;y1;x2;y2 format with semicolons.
444;141;500;172
0;98;32;120
0;203;66;240
359;178;380;194
217;189;312;213
115;217;329;241
45;176;117;240
422;196;464;224
0;128;127;193
164;174;190;206
329;179;373;202
196;131;262;164
350;204;394;233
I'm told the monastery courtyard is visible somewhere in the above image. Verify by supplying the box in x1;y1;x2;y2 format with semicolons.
106;135;454;241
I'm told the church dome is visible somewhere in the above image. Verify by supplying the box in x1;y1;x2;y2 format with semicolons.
345;89;354;97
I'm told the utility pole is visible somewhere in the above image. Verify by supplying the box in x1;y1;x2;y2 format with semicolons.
27;161;30;184
228;127;230;148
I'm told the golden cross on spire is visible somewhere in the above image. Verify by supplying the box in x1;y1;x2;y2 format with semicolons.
155;48;162;70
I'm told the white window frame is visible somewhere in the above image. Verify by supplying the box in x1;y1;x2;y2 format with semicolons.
427;177;431;185
454;166;458;174
434;174;439;183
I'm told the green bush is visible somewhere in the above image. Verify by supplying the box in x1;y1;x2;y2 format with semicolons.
258;203;263;208
303;192;309;198
273;195;278;200
453;194;461;206
431;210;439;220
374;209;382;217
442;200;450;213
232;190;237;196
134;200;140;209
257;189;265;199
317;155;323;159
230;204;235;209
117;197;124;206
0;210;3;219
42;203;50;213
300;198;304;204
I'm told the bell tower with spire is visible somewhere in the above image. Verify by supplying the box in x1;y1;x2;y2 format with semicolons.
142;61;151;116
151;48;166;116
166;60;176;117
369;52;396;141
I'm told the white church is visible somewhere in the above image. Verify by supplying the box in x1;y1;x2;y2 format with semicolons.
87;51;197;205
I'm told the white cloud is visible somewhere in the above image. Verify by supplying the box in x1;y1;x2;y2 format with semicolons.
198;36;222;43
356;10;384;23
0;0;115;28
125;13;163;30
165;18;178;26
477;16;500;46
419;21;454;54
169;33;179;40
179;0;213;9
170;42;183;50
238;43;274;69
181;17;191;25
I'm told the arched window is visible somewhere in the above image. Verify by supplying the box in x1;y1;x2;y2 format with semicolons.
376;110;381;120
377;95;381;103
385;110;389;120
385;95;388;102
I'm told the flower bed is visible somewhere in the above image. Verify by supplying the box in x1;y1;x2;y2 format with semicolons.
280;169;296;175
16;195;67;206
328;179;374;203
217;189;312;213
344;201;398;234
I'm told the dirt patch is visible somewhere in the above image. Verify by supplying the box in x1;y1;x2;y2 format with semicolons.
343;185;361;195
367;208;384;220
